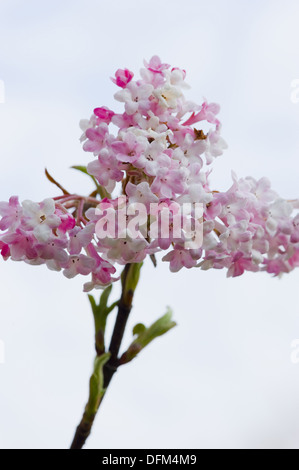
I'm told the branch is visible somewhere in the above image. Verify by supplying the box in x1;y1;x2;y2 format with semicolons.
70;263;142;450
45;168;70;195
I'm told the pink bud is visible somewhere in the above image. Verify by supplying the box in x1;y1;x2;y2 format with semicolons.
94;107;115;123
111;69;134;88
0;241;10;260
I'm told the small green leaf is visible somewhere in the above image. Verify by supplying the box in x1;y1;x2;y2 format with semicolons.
85;352;111;419
71;165;89;175
88;294;97;314
88;286;118;353
136;308;177;349
120;308;177;364
123;263;143;293
133;323;146;336
98;284;113;314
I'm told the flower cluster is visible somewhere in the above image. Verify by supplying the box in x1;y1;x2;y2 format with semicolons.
202;175;299;277
0;196;117;291
1;56;299;290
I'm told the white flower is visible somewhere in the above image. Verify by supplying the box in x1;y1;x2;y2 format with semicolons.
22;199;61;242
266;199;293;236
153;83;182;109
114;82;153;115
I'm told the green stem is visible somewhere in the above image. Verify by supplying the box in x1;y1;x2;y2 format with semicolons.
70;263;142;450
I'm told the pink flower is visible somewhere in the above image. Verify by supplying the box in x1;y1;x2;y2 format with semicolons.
35;237;69;268
111;112;136;130
103;232;148;264
227;252;258;277
144;56;170;74
57;211;76;233
151;167;187;199
0;196;22;231
291;214;299;243
68;224;95;255
63;254;96;279
87;149;124;187
83;244;117;291
288;249;299;268
183;100;221;127
205;130;228;164
149;201;182;250
1;229;38;261
162;246;198;272
111;132;147;164
94;107;115;123
263;258;290;276
125;182;159;209
134;141;168;177
84;259;117;292
83;123;109;154
111;68;134;88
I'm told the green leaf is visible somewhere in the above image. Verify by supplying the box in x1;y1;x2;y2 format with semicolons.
98;284;113;315
120;308;177;364
85;352;111;419
71;165;89;175
133;323;146;336
123;263;143;294
89;286;113;330
88;286;118;353
88;294;97;314
136;308;177;349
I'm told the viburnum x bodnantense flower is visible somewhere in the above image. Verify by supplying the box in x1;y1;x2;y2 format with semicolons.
1;56;298;449
2;55;298;284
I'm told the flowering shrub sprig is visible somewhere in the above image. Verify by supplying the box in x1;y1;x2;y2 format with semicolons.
1;56;298;287
1;56;298;449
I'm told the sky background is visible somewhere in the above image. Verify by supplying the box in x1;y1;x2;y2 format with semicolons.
1;0;299;449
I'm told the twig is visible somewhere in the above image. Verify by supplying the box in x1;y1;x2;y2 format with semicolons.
70;264;138;450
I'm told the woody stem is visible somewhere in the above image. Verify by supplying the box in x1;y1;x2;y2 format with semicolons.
70;264;138;450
